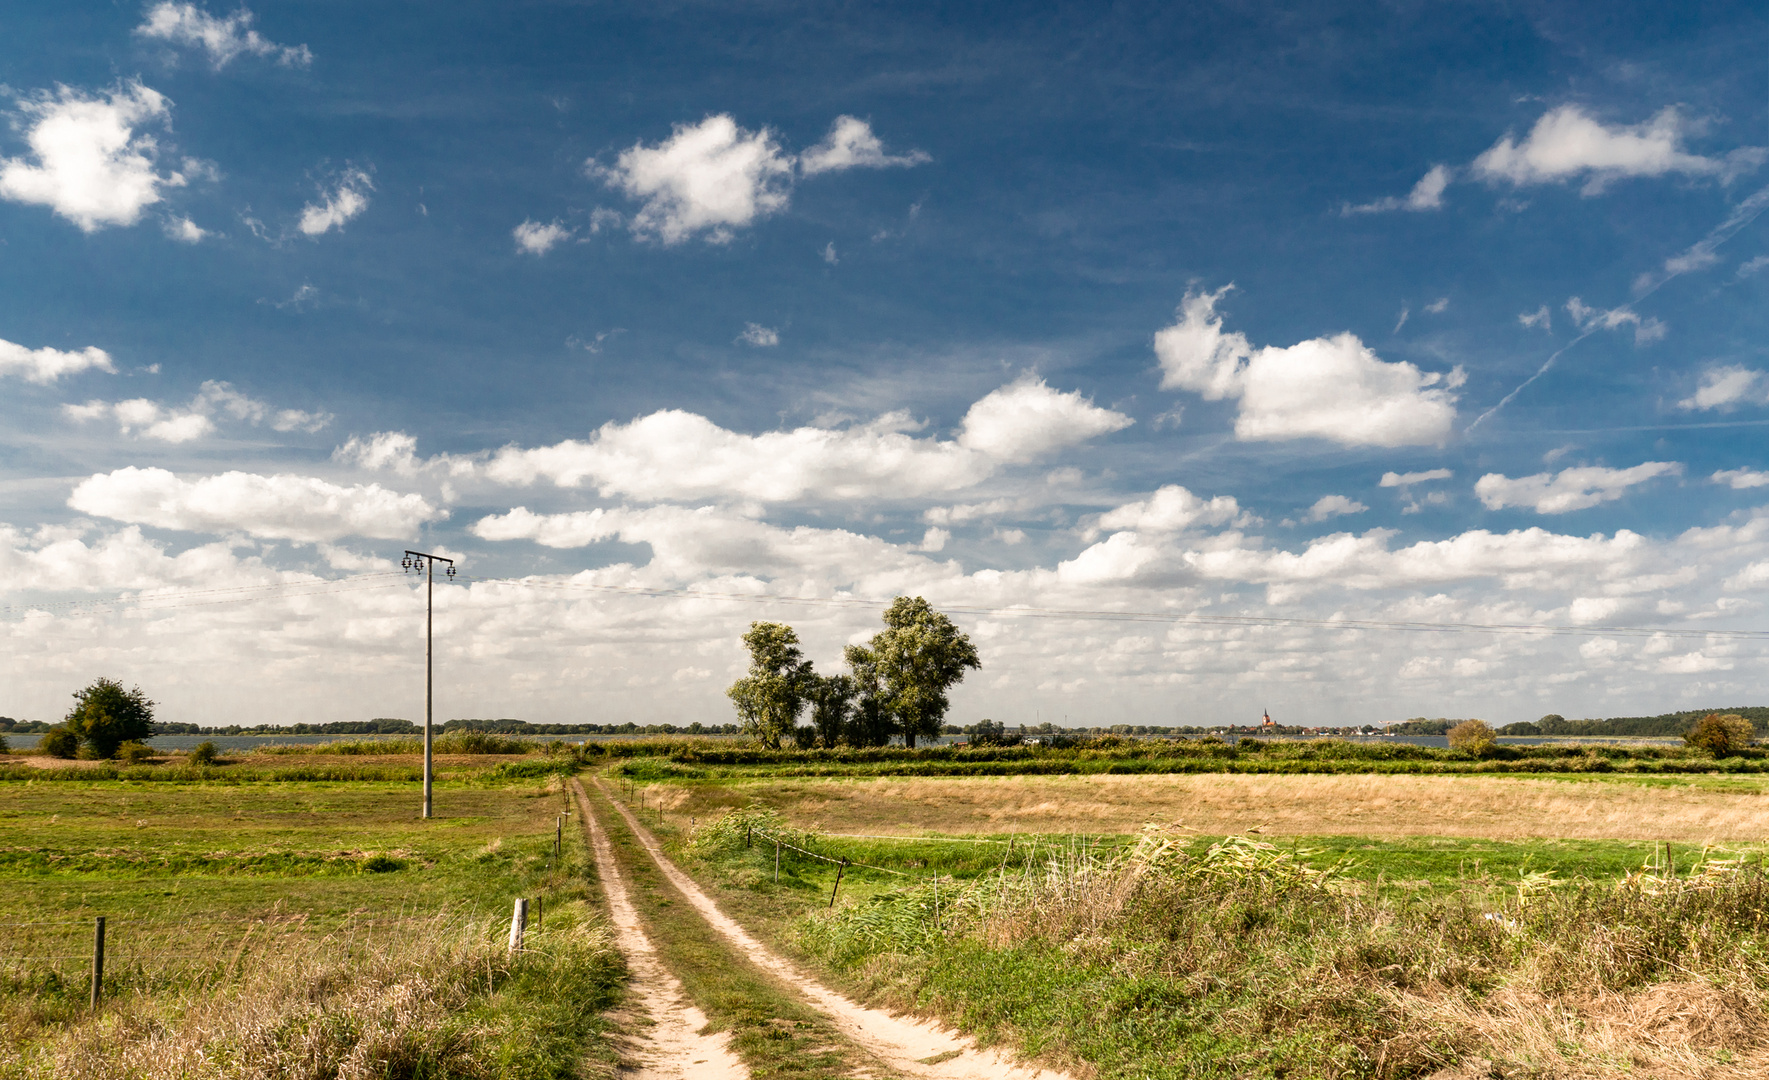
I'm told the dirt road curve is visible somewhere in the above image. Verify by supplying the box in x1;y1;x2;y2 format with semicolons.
592;779;1074;1080
569;780;745;1080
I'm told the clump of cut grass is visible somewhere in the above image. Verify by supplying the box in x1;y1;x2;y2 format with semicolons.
795;825;1769;1077
0;904;622;1080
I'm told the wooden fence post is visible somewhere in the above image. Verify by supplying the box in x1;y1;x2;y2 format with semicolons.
535;895;543;930
90;916;105;1011
774;839;781;883
508;898;527;956
828;858;848;909
555;817;563;860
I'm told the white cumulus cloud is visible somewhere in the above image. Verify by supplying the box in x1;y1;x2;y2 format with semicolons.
0;82;189;231
0;337;115;383
1680;366;1769;411
798;116;929;175
475;378;1128;502
299;168;372;236
1380;468;1453;487
954;375;1132;464
1475;462;1682;514
1154;287;1462;447
1342;164;1452;214
513;219;572;254
737;323;779;347
63;380;330;442
1304;495;1368;523
595;115;793;245
69;467;441;542
1472;105;1759;194
135;3;312;68
1713;468;1769;490
1094;485;1246;535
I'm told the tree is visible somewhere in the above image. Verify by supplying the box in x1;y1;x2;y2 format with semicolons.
63;678;155;759
1686;713;1754;756
40;727;79;758
1446;719;1496;753
841;644;897;747
804;673;856;749
867;596;981;748
726;622;813;749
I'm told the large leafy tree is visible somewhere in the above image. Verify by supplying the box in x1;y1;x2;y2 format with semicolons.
868;596;981;748
726;622;813;748
64;678;155;760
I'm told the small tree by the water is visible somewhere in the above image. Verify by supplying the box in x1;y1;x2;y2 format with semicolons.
1685;712;1755;755
1446;719;1496;753
63;678;155;760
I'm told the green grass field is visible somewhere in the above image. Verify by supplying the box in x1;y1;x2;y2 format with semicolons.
0;774;624;1080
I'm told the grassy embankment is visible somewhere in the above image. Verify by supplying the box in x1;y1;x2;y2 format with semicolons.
595;747;1769;1078
0;774;622;1079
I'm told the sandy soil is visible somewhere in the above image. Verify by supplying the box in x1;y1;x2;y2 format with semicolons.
595;779;1074;1080
678;772;1769;844
568;780;745;1080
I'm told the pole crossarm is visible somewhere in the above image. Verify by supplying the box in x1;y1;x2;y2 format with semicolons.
402;550;457;820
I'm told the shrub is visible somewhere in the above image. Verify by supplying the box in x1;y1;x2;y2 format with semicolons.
1447;719;1497;753
0;733;8;753
115;740;156;765
39;727;79;758
62;677;155;759
188;740;220;766
1685;712;1755;755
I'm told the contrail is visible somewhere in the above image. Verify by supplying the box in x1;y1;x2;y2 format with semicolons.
1466;179;1769;433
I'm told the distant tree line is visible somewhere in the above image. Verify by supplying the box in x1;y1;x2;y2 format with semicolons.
1501;708;1769;738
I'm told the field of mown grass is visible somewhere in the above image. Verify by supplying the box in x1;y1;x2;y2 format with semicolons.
0;774;623;1079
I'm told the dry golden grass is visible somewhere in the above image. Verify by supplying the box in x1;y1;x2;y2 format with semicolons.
661;772;1769;843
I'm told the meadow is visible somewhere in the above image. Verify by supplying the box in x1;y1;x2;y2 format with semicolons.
7;734;1769;1078
0;770;622;1079
601;741;1769;1079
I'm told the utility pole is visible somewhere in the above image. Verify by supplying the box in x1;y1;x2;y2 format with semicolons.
403;549;456;819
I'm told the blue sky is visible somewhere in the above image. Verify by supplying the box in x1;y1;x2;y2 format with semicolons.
3;1;1767;728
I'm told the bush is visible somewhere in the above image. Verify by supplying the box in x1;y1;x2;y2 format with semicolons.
39;727;79;758
1685;712;1754;755
1447;719;1497;753
115;740;155;765
62;677;155;759
189;740;220;766
0;733;8;753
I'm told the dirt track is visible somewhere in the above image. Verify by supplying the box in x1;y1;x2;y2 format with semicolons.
590;778;1072;1080
569;780;745;1080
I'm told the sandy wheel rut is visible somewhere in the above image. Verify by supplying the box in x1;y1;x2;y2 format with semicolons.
592;779;1074;1080
570;780;745;1080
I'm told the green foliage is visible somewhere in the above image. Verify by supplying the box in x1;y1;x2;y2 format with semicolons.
188;741;219;766
965;719;1020;746
804;672;856;748
38;727;78;759
1446;719;1497;753
1502;706;1769;738
62;677;155;759
1685;712;1756;755
115;740;155;765
0;734;8;754
727;622;814;748
866;596;981;748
